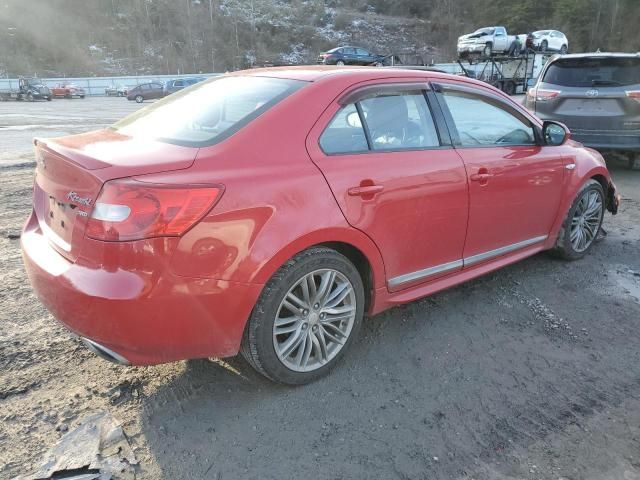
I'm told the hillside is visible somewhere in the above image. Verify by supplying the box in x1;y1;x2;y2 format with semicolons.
0;0;637;77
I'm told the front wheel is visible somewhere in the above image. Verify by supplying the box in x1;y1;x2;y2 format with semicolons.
135;95;144;103
335;60;345;66
483;43;492;57
560;44;568;54
552;179;605;260
241;247;364;385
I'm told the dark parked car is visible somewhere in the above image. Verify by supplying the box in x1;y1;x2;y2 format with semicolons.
526;53;640;169
317;46;385;66
126;82;164;103
163;77;206;97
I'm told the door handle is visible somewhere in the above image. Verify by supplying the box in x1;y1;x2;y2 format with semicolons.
348;185;384;196
469;167;492;183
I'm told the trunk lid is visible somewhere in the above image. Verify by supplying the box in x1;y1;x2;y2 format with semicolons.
33;129;198;261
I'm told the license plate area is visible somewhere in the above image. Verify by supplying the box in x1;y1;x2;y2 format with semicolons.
44;196;77;247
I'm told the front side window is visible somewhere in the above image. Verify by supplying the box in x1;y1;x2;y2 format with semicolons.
442;90;535;146
113;76;305;146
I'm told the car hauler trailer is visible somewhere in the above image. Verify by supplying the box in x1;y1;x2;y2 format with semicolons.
458;52;553;95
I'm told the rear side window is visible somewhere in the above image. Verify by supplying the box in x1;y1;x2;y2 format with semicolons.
319;104;368;154
113;76;305;147
319;90;441;154
543;57;640;87
442;90;535;146
360;93;440;150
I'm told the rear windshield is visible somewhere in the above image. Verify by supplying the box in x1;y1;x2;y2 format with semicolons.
543;57;640;87
113;76;305;147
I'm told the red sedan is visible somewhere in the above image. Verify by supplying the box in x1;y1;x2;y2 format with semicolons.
22;67;619;384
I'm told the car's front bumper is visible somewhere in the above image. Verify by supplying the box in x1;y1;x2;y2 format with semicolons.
457;44;485;54
21;211;262;365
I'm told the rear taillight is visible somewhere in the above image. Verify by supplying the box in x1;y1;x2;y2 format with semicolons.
625;90;640;103
529;88;561;102
86;179;223;241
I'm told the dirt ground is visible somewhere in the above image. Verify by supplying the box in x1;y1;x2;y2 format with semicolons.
1;97;640;480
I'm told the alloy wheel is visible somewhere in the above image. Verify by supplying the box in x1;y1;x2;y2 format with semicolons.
273;269;357;372
570;189;603;253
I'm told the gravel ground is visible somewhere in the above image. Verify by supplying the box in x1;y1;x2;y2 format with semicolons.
1;97;640;480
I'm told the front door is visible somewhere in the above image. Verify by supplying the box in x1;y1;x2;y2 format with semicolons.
307;82;469;291
436;83;565;264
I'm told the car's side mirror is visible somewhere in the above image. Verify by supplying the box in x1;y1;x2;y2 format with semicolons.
542;121;570;146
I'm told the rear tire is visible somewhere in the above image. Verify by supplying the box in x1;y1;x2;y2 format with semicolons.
540;40;548;53
552;180;605;261
336;60;345;66
135;95;143;103
241;247;364;385
560;44;568;54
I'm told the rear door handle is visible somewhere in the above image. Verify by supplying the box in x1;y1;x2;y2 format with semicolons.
348;185;384;196
469;167;492;183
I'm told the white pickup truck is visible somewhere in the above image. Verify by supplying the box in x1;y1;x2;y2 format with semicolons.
457;26;526;58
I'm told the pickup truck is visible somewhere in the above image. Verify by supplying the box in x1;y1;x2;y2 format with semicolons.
50;83;85;99
457;26;526;58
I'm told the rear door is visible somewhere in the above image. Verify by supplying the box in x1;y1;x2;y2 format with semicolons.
307;82;469;291
342;48;357;65
435;82;565;264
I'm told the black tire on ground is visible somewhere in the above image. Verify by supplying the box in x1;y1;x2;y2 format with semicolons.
46;97;51;101
560;44;568;54
483;43;492;57
241;247;365;385
26;93;33;102
135;95;144;103
336;60;345;66
118;92;123;97
80;95;85;99
374;62;383;67
551;179;605;261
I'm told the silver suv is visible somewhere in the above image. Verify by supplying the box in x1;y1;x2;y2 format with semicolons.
526;53;640;168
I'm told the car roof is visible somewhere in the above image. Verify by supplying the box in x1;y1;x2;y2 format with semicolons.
552;52;640;60
227;65;487;87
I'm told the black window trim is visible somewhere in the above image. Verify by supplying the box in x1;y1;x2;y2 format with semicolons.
433;82;543;148
319;82;453;156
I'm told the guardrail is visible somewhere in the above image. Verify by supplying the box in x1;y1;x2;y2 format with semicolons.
0;73;221;97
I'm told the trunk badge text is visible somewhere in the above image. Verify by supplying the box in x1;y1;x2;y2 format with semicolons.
66;191;93;207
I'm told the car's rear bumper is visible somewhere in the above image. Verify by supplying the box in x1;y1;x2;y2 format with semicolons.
570;130;640;151
21;211;262;365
